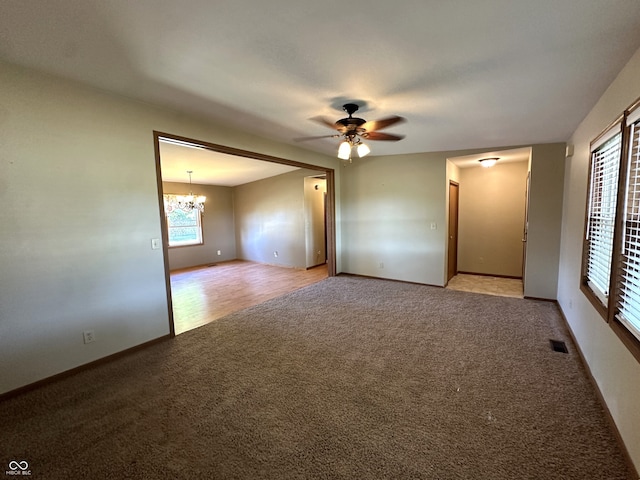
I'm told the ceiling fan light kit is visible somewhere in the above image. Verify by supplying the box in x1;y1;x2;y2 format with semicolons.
338;138;372;161
306;103;406;161
337;140;352;160
357;142;370;158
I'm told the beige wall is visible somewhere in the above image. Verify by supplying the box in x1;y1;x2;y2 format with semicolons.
341;153;448;285
165;176;327;271
234;169;321;269
304;177;327;268
557;45;640;470
524;143;565;299
162;181;236;270
457;161;528;277
0;60;339;395
342;147;562;288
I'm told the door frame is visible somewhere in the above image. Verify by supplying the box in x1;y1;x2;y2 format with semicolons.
153;131;337;337
522;171;531;285
447;180;460;283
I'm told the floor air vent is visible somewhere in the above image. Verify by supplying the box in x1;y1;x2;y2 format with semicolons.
549;339;569;354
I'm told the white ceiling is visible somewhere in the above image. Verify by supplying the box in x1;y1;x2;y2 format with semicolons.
159;140;301;187
2;0;640;165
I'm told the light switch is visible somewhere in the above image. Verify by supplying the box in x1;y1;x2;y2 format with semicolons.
431;222;437;230
151;238;161;250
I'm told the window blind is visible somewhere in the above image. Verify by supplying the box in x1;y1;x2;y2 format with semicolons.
617;120;640;341
585;132;622;303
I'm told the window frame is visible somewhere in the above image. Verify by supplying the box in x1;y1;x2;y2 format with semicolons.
611;100;640;362
580;117;624;319
580;97;640;363
164;194;205;248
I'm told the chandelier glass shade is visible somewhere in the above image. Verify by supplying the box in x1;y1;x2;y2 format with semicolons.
174;193;206;212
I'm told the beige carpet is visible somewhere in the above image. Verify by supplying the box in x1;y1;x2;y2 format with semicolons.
0;276;634;479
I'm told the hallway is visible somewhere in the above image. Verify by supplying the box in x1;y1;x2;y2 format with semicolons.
446;273;523;298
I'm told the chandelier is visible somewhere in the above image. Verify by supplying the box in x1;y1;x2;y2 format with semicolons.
165;170;206;213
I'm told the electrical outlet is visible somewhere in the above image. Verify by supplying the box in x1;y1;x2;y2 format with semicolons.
83;330;95;344
379;262;384;269
217;250;221;256
274;251;278;258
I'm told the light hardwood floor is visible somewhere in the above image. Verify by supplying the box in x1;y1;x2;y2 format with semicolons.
170;260;328;335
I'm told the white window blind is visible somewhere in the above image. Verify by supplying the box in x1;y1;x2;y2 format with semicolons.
585;132;622;303
617;120;640;341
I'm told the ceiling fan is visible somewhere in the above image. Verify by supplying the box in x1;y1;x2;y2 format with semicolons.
299;103;406;161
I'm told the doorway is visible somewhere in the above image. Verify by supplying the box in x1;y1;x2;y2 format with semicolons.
446;147;531;295
448;181;459;282
522;171;531;284
153;131;337;337
169;261;328;334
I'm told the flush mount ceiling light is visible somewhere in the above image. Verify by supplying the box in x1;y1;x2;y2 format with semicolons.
479;157;499;168
165;170;206;213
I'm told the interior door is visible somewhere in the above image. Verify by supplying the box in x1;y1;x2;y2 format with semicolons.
448;181;459;282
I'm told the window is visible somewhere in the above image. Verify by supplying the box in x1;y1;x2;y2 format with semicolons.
582;126;622;308
164;195;204;247
581;98;640;359
616;111;640;343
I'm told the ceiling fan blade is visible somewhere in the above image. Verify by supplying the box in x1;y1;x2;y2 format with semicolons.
294;134;340;142
362;115;406;132
310;116;345;131
362;131;405;141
